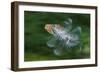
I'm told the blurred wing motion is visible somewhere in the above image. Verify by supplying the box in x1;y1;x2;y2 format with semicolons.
47;37;57;48
63;18;72;32
71;26;81;36
45;18;82;56
66;26;81;48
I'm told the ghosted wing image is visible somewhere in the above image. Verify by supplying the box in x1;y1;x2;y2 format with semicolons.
45;18;82;56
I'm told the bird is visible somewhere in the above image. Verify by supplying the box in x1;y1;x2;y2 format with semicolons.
45;18;82;56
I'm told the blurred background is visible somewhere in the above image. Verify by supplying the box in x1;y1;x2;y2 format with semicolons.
24;11;90;61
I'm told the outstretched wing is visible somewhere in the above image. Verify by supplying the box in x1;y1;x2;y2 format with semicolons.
63;18;72;32
47;37;57;48
71;26;81;37
66;26;81;47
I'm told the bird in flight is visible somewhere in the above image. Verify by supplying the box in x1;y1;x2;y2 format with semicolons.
45;18;82;56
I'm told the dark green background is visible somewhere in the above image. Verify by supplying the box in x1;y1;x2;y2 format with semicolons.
24;11;90;61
